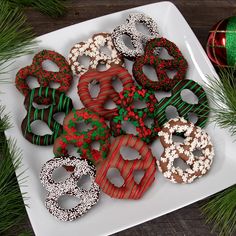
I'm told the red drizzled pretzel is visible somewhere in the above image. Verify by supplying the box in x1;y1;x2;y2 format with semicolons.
78;65;134;120
133;37;188;91
53;108;110;165
96;135;157;199
15;50;73;101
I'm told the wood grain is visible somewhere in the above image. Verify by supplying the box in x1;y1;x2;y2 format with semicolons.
18;1;235;235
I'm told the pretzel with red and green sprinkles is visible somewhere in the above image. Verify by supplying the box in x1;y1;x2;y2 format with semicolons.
21;87;73;146
110;85;160;143
53;108;110;165
132;37;188;91
16;50;73;101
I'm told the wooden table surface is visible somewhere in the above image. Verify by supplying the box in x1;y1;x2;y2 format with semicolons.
21;0;236;235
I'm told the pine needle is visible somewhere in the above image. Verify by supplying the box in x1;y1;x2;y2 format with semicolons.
201;186;236;236
203;68;236;235
9;0;67;17
0;1;36;62
205;68;236;137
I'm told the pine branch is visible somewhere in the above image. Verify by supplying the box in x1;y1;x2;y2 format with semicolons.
9;0;67;17
203;69;236;235
205;68;236;137
201;185;236;236
0;1;36;63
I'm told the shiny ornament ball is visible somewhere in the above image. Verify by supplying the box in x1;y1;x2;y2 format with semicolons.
206;16;236;67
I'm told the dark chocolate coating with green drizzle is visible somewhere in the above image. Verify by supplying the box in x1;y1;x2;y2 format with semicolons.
21;87;73;145
156;80;209;128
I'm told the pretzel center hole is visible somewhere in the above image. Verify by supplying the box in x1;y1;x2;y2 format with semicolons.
75;121;93;132
107;168;124;187
154;91;172;101
100;46;112;57
142;64;159;81
53;112;65;125
166;69;177;79
135;23;152;36
165;105;179;120
122;35;135;50
158;48;174;60
104;99;117;109
52;166;72;182
78;55;90;68
121;121;138;135
30;120;53;135
42;60;59;72
58;195;81;209
133;169;145;184
181;89;199;104
188;112;198;124
120;146;141;160
173;158;189;171
192;149;203;158
91;141;100;151
89;80;100;98
172;134;185;145
65;144;79;157
77;174;92;190
97;64;108;71
131;99;147;109
26;76;40;89
144;117;154;128
49;81;60;89
112;76;123;93
32;102;52;109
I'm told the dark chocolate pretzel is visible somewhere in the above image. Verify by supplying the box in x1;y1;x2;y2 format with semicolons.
16;50;73;101
111;13;160;59
21;87;73;145
132;37;188;91
156;79;210;128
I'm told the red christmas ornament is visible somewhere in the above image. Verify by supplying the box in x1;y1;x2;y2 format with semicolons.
206;16;236;67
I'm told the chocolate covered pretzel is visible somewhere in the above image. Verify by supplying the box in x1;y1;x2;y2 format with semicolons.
111;13;160;59
157;79;209;127
16;50;73;102
157;117;214;184
40;156;100;221
78;65;134;120
21;87;73;145
68;33;124;76
111;85;160;143
96;135;157;199
53;108;110;164
133;37;188;91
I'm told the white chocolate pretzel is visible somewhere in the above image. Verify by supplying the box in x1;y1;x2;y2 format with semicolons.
40;156;100;221
68;32;123;76
157;117;214;184
111;13;161;59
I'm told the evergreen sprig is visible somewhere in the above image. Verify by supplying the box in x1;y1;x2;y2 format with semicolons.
0;108;27;234
205;68;236;136
203;69;236;235
0;1;36;63
9;0;66;17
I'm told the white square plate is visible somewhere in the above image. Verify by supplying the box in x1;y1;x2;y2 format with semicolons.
1;1;236;236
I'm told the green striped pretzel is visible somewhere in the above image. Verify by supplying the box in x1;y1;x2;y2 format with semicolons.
21;87;73;145
156;79;209;128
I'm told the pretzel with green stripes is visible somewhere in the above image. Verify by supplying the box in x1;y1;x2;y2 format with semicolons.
156;79;209;128
21;87;73;145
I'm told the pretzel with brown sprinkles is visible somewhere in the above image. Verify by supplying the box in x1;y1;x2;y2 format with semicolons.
157;117;214;184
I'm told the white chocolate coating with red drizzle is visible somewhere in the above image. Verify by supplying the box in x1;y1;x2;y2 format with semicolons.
157;117;214;184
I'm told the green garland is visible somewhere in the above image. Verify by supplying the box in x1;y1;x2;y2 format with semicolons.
202;68;236;236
